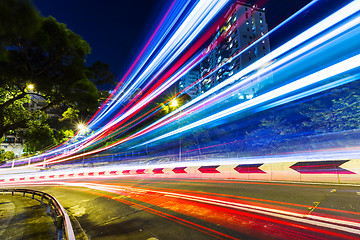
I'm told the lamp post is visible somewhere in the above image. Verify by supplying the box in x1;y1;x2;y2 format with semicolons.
170;98;181;161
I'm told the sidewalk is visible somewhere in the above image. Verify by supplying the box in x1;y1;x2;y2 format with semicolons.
0;193;56;240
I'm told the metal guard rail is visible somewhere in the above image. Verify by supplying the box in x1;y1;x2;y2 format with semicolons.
0;188;75;240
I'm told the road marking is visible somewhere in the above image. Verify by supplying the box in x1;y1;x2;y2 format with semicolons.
306;189;336;216
60;182;360;235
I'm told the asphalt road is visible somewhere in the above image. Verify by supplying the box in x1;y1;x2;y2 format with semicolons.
0;193;56;240
6;178;360;240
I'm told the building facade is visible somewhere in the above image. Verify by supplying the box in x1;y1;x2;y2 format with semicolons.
178;68;200;100
180;1;271;100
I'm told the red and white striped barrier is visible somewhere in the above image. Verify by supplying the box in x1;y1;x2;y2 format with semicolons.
0;159;359;184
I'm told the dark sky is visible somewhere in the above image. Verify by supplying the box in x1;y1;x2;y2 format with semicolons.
32;0;349;86
32;0;169;81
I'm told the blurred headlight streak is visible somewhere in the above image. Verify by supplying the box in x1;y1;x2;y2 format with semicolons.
3;0;360;168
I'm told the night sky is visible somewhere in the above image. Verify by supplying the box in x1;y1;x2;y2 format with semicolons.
32;0;169;81
32;0;349;87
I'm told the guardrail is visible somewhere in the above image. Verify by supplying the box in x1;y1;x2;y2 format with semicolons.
0;188;75;240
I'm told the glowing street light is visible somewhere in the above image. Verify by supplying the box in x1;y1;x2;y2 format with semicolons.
77;123;86;131
27;84;34;91
170;99;178;107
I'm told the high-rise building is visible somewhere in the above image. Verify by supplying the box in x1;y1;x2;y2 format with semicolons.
180;1;271;100
178;67;200;100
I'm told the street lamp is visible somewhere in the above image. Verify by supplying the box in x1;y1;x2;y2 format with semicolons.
77;123;85;131
170;99;178;108
27;84;34;91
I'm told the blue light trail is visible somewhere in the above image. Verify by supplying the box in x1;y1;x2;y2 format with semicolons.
2;0;360;169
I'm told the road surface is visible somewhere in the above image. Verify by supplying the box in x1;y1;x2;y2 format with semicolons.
3;178;360;239
0;193;56;239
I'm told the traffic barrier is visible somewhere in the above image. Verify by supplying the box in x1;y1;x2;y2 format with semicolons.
0;159;359;184
0;188;75;240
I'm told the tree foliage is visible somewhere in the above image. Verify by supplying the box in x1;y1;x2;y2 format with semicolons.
0;150;15;164
60;107;80;122
87;60;116;88
0;0;99;136
300;86;360;133
0;0;114;152
22;112;56;154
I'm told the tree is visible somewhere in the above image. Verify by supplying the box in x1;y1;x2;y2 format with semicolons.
245;114;297;154
60;107;80;122
21;112;57;154
301;86;360;133
0;0;102;138
0;149;15;165
87;61;116;89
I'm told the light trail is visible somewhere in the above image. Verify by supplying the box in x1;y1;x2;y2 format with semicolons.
51;181;360;238
2;1;360;168
131;6;360;147
88;0;360;153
